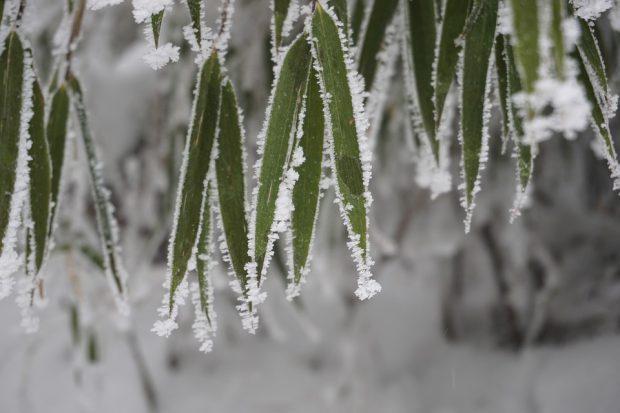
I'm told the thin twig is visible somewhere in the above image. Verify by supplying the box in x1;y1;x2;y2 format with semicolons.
64;0;86;81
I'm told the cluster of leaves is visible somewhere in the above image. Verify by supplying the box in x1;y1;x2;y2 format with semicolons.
1;0;619;352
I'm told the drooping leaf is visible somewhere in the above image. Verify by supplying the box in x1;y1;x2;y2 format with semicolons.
576;52;620;189
551;0;566;79
289;66;324;297
0;31;24;257
403;0;438;159
46;85;70;238
350;0;365;45
151;10;165;49
459;0;498;231
27;79;51;274
168;52;221;312
68;75;128;310
509;0;539;93
187;0;202;46
434;0;469;130
311;4;379;299
251;33;311;281
196;183;214;325
495;35;533;197
272;0;293;53
357;0;399;92
215;80;250;287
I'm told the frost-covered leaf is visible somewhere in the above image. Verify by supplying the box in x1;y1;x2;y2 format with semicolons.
167;52;221;313
458;0;498;232
328;0;348;33
186;0;202;45
46;85;70;239
495;34;533;216
310;3;379;299
0;31;24;260
27;79;51;274
195;183;214;326
357;0;399;92
509;0;539;93
68;75;128;312
350;0;365;45
551;0;566;79
288;66;324;299
250;33;311;281
403;0;438;159
272;0;293;52
434;0;468;131
215;79;250;287
151;10;164;48
575;14;616;114
576;52;620;189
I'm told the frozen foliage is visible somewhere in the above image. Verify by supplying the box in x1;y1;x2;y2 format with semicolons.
0;45;34;301
190;280;217;353
572;0;613;21
215;0;236;60
132;0;179;70
143;40;180;70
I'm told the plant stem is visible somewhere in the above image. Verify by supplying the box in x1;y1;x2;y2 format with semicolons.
64;0;86;80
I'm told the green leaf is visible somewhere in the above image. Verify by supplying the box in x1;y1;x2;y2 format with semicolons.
509;0;539;93
273;0;293;52
27;79;52;274
550;0;566;79
0;31;24;256
576;52;620;190
459;0;497;231
350;0;365;45
357;0;399;92
215;80;250;287
434;0;469;131
196;183;214;326
311;4;379;299
168;52;221;312
328;0;348;33
68;75;128;309
151;10;165;49
575;16;614;112
289;66;324;295
46;85;70;238
187;0;202;46
403;0;438;159
495;35;532;196
0;0;4;24
252;34;311;280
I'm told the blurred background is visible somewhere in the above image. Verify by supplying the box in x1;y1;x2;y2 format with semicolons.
3;0;620;412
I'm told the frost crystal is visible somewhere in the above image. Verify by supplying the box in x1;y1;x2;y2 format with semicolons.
572;0;613;21
190;281;217;353
143;42;180;70
88;0;126;10
131;0;173;24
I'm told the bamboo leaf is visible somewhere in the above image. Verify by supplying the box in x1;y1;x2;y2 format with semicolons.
357;0;399;92
167;52;221;313
196;183;214;325
0;31;24;258
272;0;293;52
509;0;539;93
495;35;533;213
350;0;365;45
215;80;250;287
551;0;566;79
288;66;324;299
27;79;51;274
311;4;379;299
151;10;165;49
68;75;128;312
328;0;348;33
46;85;70;238
187;0;202;45
403;0;438;158
576;52;620;190
434;0;469;131
459;0;497;232
251;34;311;281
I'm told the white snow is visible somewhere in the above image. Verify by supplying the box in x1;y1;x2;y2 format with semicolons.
572;0;613;21
88;0;126;10
131;0;173;24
